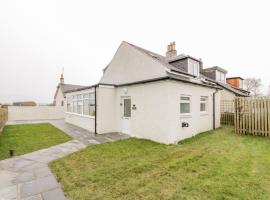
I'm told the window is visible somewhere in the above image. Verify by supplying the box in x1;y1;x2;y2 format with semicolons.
67;97;71;112
61;100;64;107
89;93;95;116
216;71;225;83
188;60;199;76
67;92;95;117
180;96;191;114
200;96;208;112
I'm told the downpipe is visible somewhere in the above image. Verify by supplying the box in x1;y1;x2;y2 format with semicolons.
213;89;219;130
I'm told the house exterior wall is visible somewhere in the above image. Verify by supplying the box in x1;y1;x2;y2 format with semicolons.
220;89;236;101
55;88;65;107
113;80;171;143
167;80;220;142
95;80;220;144
96;86;117;134
99;42;167;85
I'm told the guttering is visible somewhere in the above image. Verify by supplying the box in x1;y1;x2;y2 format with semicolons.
213;88;219;129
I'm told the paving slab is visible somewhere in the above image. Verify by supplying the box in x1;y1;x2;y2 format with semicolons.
0;170;17;189
21;194;43;200
0;185;17;200
42;188;66;200
20;176;59;198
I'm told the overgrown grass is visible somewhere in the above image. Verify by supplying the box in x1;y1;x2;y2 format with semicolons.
50;126;270;200
0;123;72;160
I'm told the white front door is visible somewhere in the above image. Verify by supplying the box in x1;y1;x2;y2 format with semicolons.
121;96;131;134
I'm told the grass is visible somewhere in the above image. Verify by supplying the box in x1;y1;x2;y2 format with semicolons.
0;123;72;160
50;126;270;200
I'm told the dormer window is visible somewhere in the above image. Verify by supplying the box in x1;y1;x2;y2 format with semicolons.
188;59;199;76
216;71;226;83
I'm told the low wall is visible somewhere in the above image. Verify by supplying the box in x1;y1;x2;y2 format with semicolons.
0;108;8;133
8;106;65;122
65;112;95;132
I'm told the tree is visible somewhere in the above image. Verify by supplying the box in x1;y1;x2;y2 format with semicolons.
244;78;262;96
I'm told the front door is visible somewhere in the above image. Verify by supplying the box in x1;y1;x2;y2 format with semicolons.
121;96;131;134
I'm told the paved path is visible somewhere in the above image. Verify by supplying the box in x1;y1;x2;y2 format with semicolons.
0;120;130;200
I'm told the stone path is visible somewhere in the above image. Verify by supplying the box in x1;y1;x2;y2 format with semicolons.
0;120;130;200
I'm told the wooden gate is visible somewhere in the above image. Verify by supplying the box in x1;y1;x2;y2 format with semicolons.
221;100;234;125
235;97;270;136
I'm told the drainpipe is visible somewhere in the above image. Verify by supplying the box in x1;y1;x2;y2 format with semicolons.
94;85;97;135
213;88;219;129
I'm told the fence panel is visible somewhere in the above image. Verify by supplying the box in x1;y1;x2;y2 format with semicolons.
235;97;270;136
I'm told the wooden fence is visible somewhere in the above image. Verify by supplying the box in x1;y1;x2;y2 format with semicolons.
0;108;8;133
235;97;270;136
221;100;234;125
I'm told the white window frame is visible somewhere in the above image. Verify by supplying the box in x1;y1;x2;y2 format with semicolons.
66;91;95;118
188;60;199;77
200;96;208;114
180;95;191;116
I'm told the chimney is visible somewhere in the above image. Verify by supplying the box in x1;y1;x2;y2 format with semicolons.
166;41;177;58
60;73;64;84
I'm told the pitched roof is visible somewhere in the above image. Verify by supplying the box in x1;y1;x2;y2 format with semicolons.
201;74;249;96
59;84;86;93
54;83;86;100
126;42;219;88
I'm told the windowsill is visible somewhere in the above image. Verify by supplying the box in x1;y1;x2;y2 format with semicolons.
65;112;95;119
180;114;192;118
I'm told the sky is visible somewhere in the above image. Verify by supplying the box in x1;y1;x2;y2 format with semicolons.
0;0;270;103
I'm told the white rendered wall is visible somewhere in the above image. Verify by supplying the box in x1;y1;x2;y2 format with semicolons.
167;80;220;143
65;113;95;132
96;86;117;134
8;106;65;122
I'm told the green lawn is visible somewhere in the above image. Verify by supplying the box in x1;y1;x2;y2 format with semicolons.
0;123;72;160
50;126;270;200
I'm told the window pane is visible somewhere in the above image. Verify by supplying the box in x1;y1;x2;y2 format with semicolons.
83;99;90;115
77;100;83;114
83;93;89;99
124;99;131;117
180;103;190;113
90;105;95;116
200;103;206;111
181;97;190;101
73;101;77;113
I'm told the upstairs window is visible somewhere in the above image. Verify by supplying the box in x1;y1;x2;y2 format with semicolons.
188;60;199;76
216;71;225;83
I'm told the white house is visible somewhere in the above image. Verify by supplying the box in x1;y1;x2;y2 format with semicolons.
64;41;221;144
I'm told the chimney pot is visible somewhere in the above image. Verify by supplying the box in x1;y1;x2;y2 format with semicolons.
166;41;177;58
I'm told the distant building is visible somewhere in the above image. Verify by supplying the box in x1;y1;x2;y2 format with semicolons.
13;101;37;106
53;73;86;107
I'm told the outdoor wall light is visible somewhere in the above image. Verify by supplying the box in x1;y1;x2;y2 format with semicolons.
132;104;137;110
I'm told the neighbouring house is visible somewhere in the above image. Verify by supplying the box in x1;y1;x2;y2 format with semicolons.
64;41;222;144
202;66;249;101
53;74;86;107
